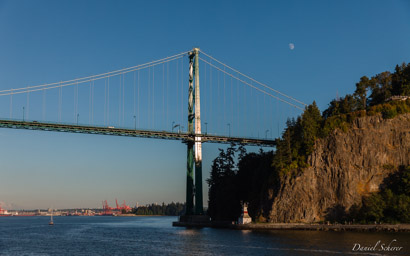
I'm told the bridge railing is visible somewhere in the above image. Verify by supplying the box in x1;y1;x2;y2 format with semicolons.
0;119;276;147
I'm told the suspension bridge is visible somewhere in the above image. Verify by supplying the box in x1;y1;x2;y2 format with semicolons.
0;48;306;216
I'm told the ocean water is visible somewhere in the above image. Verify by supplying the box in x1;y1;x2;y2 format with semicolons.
0;216;408;255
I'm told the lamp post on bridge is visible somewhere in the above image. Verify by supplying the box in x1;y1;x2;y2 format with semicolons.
22;107;25;121
265;129;269;139
173;124;180;133
204;122;208;135
134;115;136;130
172;121;175;132
77;114;79;125
227;123;231;137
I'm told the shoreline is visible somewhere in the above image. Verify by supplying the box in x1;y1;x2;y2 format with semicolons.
0;214;173;217
173;222;410;232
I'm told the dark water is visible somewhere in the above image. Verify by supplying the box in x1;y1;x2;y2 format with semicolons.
0;216;408;255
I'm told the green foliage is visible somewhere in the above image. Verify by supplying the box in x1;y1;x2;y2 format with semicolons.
131;202;185;216
360;193;386;223
322;114;349;137
391;63;410;96
300;101;323;155
354;76;370;110
367;99;410;118
323;62;410;121
367;63;410;106
207;145;278;221
384;165;410;195
207;145;242;221
368;71;393;106
271;102;322;177
323;95;358;119
237;150;277;221
382;105;398;119
322;99;340;119
347;166;410;224
321;99;410;137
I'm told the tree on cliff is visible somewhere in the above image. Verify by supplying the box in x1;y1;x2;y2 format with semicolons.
272;101;322;176
300;101;322;156
368;71;392;106
323;62;410;119
391;63;410;96
354;76;370;110
322;94;357;119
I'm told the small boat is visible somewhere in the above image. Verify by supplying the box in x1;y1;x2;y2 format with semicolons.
49;211;54;225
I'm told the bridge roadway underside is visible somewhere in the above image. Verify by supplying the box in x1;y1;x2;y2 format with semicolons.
0;120;276;147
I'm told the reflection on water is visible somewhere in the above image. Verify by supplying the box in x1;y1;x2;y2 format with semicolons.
0;216;408;255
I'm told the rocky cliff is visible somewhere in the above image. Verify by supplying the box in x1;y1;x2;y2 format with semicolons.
267;113;410;223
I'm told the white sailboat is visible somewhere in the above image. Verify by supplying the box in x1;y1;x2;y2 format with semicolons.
49;210;54;225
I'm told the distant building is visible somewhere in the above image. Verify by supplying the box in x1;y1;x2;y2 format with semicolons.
385;95;409;102
0;206;11;215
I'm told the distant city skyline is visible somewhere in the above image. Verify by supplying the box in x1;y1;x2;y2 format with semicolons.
0;0;409;209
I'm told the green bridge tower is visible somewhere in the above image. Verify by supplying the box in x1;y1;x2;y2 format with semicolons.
186;48;203;216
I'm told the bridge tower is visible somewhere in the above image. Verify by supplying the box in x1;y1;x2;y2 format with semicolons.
193;47;203;215
186;48;203;216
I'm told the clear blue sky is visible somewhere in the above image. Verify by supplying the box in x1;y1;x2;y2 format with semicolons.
0;0;409;209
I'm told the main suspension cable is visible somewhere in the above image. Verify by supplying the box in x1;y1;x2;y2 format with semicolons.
0;51;189;94
0;55;184;96
199;57;304;110
199;50;306;107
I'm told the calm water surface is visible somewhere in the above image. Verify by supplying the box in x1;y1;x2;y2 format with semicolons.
0;216;408;255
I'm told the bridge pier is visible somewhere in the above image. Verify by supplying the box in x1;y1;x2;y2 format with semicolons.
186;142;194;215
194;138;203;215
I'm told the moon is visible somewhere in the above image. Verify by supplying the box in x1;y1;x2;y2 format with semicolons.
289;43;295;50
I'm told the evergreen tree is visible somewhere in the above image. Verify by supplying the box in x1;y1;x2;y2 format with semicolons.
369;71;392;105
236;150;276;221
354;76;370;110
339;94;356;114
391;63;410;96
207;145;241;221
322;98;340;119
300;101;322;156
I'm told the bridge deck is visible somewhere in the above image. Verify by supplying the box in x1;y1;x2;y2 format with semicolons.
0;120;276;147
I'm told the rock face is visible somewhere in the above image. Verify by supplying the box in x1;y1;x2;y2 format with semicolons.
268;113;410;223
